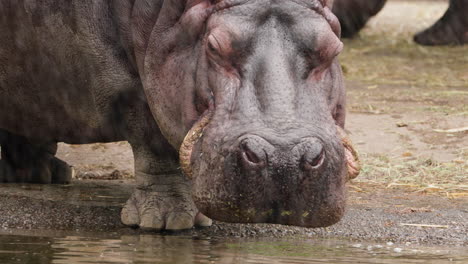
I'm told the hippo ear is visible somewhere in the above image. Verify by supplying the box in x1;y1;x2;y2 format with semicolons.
320;0;341;37
320;0;334;8
186;0;219;9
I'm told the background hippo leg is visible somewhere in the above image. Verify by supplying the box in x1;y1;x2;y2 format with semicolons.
332;0;387;38
414;0;468;46
0;129;72;184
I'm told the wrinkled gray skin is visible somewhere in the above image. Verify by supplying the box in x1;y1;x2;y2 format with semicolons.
0;0;349;230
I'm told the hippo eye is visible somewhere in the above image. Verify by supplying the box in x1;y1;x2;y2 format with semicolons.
207;35;222;56
304;40;343;79
206;33;238;74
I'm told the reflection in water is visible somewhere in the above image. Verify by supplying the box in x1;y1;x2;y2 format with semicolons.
0;233;466;264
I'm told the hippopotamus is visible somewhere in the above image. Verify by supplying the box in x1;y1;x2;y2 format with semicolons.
332;0;468;46
0;0;360;231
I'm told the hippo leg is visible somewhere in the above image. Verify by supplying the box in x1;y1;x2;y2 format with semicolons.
116;96;211;231
0;130;72;184
332;0;387;38
414;0;468;46
120;144;212;231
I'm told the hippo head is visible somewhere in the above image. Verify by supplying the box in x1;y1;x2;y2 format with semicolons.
142;0;360;227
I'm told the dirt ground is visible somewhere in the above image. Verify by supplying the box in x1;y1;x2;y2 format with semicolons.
0;0;466;247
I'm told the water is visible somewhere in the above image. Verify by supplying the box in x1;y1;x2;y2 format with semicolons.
0;231;466;264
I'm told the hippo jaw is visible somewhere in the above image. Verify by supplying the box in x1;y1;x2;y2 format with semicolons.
180;111;360;227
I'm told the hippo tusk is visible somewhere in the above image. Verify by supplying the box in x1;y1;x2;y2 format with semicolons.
336;126;361;180
179;111;214;179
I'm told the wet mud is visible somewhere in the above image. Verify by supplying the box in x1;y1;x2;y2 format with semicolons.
0;180;466;246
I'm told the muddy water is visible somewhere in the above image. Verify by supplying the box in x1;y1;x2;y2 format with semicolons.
0;232;466;264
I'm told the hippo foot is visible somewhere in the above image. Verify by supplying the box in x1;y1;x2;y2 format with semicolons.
121;188;212;231
414;6;468;45
0;160;15;182
48;156;73;184
0;156;72;184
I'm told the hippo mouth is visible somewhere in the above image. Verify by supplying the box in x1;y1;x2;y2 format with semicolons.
179;112;360;181
179;112;361;227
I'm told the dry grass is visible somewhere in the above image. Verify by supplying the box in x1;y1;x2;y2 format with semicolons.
341;1;467;192
339;1;468;89
354;150;468;194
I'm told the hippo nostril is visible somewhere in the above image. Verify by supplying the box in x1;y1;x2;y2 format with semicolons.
306;149;325;168
299;139;325;171
238;136;271;170
242;143;261;164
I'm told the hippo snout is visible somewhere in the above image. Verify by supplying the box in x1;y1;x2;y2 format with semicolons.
238;135;326;173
